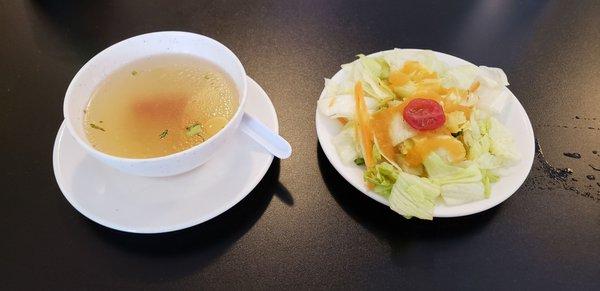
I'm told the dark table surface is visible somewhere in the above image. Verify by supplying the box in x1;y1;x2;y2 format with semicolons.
2;0;600;289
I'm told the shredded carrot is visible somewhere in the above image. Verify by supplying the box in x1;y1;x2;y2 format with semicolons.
354;82;375;171
469;81;480;92
338;117;348;125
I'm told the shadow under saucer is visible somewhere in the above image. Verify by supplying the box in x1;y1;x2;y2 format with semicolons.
76;159;283;283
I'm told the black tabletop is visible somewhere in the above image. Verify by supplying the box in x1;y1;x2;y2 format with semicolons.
2;0;600;289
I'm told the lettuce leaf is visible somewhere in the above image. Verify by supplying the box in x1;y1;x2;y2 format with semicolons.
443;65;479;89
364;162;399;197
444;65;511;115
372;143;383;164
389;172;441;220
322;78;340;99
423;152;486;205
333;122;360;165
440;182;485;206
445;111;467;133
357;54;390;79
393;81;417;99
479;66;509;86
389;114;417;145
463;114;520;172
423;153;482;184
344;56;395;102
383;49;448;74
482;169;500;198
487;117;520;164
321;78;354;100
317;94;379;118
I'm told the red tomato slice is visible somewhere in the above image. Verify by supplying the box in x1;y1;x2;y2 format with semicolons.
403;98;446;131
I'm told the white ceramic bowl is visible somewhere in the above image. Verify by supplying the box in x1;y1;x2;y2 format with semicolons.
63;31;247;177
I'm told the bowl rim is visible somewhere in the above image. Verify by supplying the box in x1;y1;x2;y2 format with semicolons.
63;31;248;162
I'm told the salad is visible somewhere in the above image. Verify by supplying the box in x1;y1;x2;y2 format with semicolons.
318;49;520;220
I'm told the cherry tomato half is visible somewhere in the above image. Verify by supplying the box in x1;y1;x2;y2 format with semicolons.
403;98;446;131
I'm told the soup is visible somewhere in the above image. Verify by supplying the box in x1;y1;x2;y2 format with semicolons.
84;54;239;158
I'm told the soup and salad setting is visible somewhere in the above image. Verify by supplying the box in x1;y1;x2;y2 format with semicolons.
53;31;533;233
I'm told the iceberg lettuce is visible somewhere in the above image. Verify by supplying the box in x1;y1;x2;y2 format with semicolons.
364;162;399;197
462;114;520;173
317;94;379;118
357;54;390;79
389;172;441;220
443;64;479;89
445;111;467;133
343;56;395;102
332;122;360;165
482;169;500;198
389;114;417;145
321;78;354;100
487;117;520;164
393;81;418;99
444;65;511;115
423;153;482;184
383;49;448;74
440;182;485;206
423;152;486;205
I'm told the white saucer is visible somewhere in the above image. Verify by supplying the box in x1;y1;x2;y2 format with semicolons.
53;77;277;233
316;49;535;218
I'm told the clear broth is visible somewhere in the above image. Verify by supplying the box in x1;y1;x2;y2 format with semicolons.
84;54;239;158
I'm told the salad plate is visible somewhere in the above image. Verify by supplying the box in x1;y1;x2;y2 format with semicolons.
53;77;277;233
316;49;535;218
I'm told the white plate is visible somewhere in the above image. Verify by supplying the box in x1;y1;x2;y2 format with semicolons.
316;49;535;217
53;77;277;233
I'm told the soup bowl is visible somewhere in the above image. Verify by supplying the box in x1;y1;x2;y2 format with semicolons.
63;31;247;177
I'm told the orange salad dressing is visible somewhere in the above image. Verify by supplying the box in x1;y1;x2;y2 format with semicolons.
404;135;466;166
369;61;478;167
